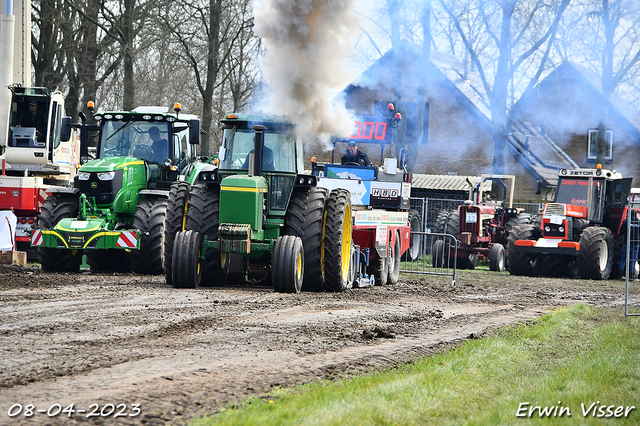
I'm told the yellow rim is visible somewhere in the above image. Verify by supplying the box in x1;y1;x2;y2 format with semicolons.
220;252;227;269
340;203;352;280
297;252;302;280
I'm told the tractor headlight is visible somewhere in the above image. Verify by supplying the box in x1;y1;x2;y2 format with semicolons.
97;171;116;181
544;226;551;232
77;172;91;180
559;226;565;232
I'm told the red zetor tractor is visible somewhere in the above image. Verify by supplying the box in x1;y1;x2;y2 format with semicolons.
507;165;632;279
433;175;533;271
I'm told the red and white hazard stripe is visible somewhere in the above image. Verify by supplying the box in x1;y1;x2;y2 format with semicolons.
116;231;137;248
38;189;48;207
32;229;43;246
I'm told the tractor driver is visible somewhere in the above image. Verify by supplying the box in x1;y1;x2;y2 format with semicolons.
341;140;371;166
241;146;276;171
19;100;47;141
148;126;169;163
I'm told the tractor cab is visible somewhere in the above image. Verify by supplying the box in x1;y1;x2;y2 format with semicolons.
217;113;303;175
554;166;631;226
84;105;200;188
3;85;78;176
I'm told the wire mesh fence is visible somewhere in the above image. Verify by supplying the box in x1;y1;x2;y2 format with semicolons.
624;199;640;317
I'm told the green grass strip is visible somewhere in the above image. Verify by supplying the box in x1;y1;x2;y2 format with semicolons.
191;304;640;426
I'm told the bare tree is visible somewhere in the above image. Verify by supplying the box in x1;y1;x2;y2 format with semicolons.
580;0;640;164
439;0;570;174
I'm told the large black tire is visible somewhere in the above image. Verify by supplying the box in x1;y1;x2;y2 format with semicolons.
506;224;540;276
182;185;226;287
577;226;614;280
163;181;191;284
433;209;451;234
387;231;401;284
402;209;422;261
458;252;478;270
504;213;532;239
489;243;505;272
432;239;446;268
37;196;83;272
272;235;304;293
132;198;168;275
85;249;131;273
284;187;328;291
323;189;352;292
371;252;389;286
172;230;203;288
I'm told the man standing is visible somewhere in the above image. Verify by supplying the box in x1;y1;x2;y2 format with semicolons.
19;100;47;141
341;140;371;166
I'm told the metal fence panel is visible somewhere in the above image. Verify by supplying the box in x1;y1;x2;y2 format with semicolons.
400;231;457;285
625;200;640;317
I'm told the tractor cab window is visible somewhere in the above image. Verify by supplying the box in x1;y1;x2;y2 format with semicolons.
220;127;296;173
555;178;590;206
172;127;197;173
98;121;170;162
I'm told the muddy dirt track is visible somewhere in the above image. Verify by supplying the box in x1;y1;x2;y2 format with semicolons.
0;264;635;425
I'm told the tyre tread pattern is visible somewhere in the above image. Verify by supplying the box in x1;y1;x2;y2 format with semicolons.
132;198;168;275
284;187;328;291
163;181;191;283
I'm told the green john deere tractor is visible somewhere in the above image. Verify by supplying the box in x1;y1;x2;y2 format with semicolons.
170;113;353;293
32;103;212;274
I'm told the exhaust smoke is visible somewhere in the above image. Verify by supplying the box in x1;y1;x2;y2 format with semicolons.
253;0;359;143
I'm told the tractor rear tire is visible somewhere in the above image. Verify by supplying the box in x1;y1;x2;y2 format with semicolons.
387;231;401;284
506;224;540;276
489;243;505;272
577;226;614;280
132;198;168;275
163;181;191;284
432;239;447;268
86;249;131;273
37;196;83;272
284;187;328;291
183;185;226;287
505;213;532;238
323;189;352;292
433;209;451;234
172;230;203;288
272;235;304;293
402;209;422;261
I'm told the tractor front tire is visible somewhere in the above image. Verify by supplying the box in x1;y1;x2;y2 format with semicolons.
432;239;447;268
132;198;168;275
272;235;304;293
183;185;226;287
284;187;328;291
387;231;401;284
37;196;83;272
402;209;422;261
489;243;505;272
163;181;191;284
577;226;614;280
506;224;540;276
323;189;352;292
172;230;203;288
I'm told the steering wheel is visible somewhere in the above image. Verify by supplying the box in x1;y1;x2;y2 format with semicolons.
133;144;155;160
343;161;361;166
